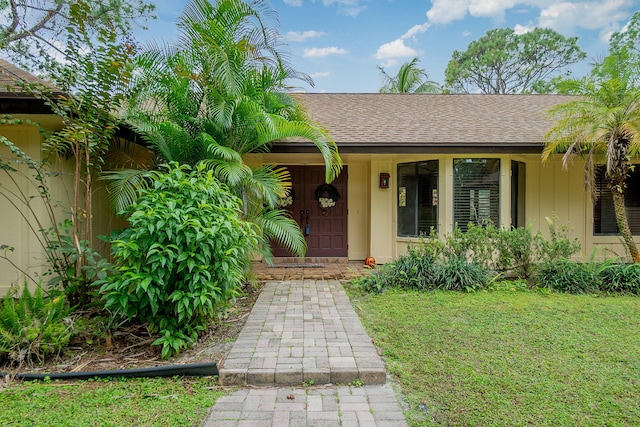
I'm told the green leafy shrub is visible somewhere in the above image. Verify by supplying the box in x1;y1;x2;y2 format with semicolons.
536;259;600;294
353;219;582;295
43;219;114;306
99;163;259;358
432;257;490;292
352;266;393;294
0;285;74;365
353;246;436;293
599;262;640;295
387;246;436;290
535;217;581;263
495;225;536;278
433;219;580;276
442;222;498;270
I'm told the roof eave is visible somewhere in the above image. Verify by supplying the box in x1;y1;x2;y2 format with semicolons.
271;142;545;154
0;95;53;114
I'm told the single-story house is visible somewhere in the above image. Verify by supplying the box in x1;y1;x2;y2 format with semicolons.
256;93;637;263
1;59;637;294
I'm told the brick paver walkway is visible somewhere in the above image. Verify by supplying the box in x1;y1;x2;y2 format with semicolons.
203;274;408;426
203;384;406;426
219;280;386;386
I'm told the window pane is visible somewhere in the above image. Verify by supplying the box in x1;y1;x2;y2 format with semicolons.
397;163;418;236
453;158;500;232
397;161;438;237
417;161;438;235
594;166;640;235
511;161;526;229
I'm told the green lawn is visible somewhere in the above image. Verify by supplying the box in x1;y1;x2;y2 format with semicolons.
349;287;640;426
0;377;225;426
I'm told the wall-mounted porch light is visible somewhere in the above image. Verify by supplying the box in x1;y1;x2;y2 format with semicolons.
379;173;390;189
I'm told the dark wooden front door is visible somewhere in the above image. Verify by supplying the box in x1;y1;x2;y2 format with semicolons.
273;166;348;257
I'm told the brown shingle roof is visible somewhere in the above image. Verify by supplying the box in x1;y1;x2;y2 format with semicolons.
275;93;575;153
0;58;58;96
0;59;60;113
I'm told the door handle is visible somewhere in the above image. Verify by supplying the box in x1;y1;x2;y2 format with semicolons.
300;210;305;224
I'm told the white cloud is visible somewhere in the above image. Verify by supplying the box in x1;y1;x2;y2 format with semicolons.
422;0;636;47
374;22;429;62
303;46;348;57
426;0;478;24
285;30;325;42
374;39;418;60
462;30;472;37
425;0;632;38
379;59;398;68
343;5;367;17
289;0;367;16
310;71;330;78
538;1;630;37
402;22;431;40
514;23;535;34
320;0;361;6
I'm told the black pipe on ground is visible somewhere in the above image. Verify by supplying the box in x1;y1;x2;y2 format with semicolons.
0;361;218;381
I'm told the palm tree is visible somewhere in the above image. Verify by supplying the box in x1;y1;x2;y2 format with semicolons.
378;57;440;93
543;51;640;261
106;0;342;259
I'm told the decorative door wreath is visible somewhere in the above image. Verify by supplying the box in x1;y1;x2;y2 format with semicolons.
278;187;295;207
315;183;340;214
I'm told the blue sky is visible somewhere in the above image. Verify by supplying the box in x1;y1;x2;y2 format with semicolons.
140;0;640;93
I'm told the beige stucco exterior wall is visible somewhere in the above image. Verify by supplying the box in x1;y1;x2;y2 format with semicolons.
0;117;68;295
369;159;394;263
392;153;634;261
521;154;586;243
0;124;42;294
244;151;637;264
524;154;631;260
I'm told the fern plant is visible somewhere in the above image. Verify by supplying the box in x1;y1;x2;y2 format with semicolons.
0;285;75;365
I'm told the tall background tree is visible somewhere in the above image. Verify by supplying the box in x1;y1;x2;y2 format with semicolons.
0;0;154;69
378;57;440;93
445;28;586;94
610;10;640;55
543;50;640;261
107;0;342;260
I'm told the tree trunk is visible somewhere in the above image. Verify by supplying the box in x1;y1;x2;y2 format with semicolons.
611;189;640;262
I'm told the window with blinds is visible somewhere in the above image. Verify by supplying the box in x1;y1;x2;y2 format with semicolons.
397;160;438;237
453;158;500;232
594;166;640;235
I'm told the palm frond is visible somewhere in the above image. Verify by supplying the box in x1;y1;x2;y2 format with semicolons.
256;208;306;258
101;169;154;212
199;158;252;187
250;114;341;181
200;133;242;162
245;164;291;208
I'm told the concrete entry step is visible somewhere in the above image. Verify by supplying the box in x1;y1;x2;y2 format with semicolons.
218;280;386;386
251;260;369;281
